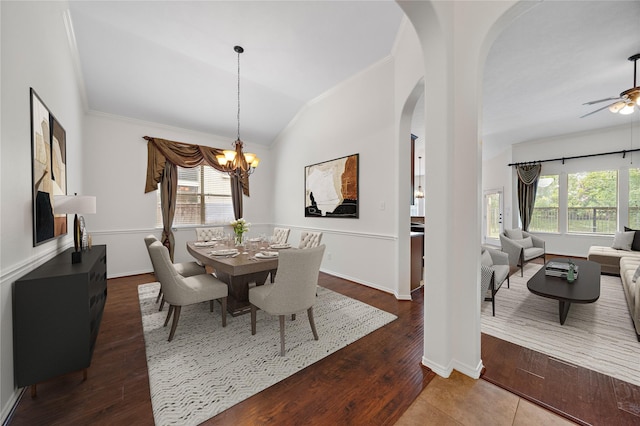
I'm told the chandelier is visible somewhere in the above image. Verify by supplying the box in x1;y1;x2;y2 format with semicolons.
415;156;424;199
216;45;260;177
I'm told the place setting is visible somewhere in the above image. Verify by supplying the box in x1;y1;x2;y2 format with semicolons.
208;248;239;258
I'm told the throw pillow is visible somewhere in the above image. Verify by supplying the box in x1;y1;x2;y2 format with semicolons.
624;226;640;251
505;228;523;240
634;264;640;283
512;236;534;248
481;249;493;267
611;231;635;251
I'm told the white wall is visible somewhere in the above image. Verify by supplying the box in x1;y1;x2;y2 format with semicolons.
1;1;86;418
270;57;399;294
83;112;273;277
509;122;640;257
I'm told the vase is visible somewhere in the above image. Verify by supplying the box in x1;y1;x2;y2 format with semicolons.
234;233;244;247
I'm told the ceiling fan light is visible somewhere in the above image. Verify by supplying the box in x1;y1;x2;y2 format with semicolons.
620;102;635;115
609;101;625;113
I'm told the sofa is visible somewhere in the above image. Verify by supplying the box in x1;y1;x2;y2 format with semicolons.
587;245;640;340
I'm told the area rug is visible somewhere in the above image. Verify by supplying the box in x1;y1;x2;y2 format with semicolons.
481;263;640;387
138;283;397;426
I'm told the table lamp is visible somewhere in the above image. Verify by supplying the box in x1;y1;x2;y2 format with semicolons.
54;194;96;264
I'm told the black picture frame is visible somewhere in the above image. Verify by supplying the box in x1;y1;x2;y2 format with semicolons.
304;153;359;218
31;88;67;246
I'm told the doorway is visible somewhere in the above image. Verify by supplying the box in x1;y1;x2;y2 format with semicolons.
483;188;503;246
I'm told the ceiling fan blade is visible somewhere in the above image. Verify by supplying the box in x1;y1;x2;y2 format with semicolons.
580;102;617;118
582;96;620;105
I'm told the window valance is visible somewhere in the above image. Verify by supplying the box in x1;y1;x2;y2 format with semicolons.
144;136;249;196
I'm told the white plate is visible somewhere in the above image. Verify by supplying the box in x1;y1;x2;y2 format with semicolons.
256;251;279;259
209;249;238;256
269;244;290;249
194;241;216;247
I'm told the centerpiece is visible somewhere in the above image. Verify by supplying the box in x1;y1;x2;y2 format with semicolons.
230;218;250;247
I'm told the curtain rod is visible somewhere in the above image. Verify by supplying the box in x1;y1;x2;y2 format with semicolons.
507;148;640;167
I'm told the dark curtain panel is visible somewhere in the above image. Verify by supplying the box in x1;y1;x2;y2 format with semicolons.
230;173;243;220
516;164;541;231
144;136;252;255
160;161;177;261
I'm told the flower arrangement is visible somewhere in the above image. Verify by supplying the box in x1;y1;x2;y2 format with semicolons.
230;218;250;245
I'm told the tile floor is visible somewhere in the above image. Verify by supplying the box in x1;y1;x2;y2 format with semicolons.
395;371;576;425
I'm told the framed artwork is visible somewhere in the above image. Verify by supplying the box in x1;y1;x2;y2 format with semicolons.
304;153;358;218
31;88;67;246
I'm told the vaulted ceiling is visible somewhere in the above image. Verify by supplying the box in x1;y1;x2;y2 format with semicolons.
67;1;640;161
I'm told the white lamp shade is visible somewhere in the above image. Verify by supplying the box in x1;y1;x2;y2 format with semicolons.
54;195;96;214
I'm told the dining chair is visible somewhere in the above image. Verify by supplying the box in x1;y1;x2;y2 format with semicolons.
144;235;206;310
298;231;323;249
249;245;325;356
195;227;224;241
148;241;228;341
272;227;290;245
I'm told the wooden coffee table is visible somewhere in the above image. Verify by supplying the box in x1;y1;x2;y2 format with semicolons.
527;258;601;325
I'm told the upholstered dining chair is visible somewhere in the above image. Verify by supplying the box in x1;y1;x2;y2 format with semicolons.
144;235;206;310
499;228;546;276
148;241;228;341
298;231;323;249
195;227;224;241
249;245;325;356
272;227;290;245
480;246;510;316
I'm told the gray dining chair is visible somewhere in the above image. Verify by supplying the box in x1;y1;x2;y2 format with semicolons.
249;245;325;356
195;227;224;241
144;235;206;310
148;241;228;341
298;231;323;249
272;227;290;245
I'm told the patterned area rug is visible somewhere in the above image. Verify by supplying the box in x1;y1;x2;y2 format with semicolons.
481;263;639;386
138;283;397;426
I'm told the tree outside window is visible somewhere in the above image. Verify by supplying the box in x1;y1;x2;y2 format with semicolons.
630;169;640;229
530;175;559;232
567;170;617;234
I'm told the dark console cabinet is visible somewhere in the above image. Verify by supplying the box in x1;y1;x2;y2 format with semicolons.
13;245;107;390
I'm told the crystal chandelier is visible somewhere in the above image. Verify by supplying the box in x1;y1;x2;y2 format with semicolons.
216;45;260;176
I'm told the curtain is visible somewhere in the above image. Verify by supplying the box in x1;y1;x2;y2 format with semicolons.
144;136;250;257
516;163;541;231
160;161;177;260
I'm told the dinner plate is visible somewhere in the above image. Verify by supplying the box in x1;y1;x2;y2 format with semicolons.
209;249;238;256
194;241;216;247
255;251;279;259
269;243;291;249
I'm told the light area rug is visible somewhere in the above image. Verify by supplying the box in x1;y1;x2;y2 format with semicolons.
138;282;397;426
481;263;640;387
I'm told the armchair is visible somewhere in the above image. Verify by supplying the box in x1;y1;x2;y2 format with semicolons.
499;228;545;276
481;246;510;316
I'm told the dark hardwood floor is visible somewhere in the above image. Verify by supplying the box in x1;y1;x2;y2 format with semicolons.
7;266;640;425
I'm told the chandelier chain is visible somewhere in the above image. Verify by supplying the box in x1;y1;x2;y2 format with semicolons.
237;48;241;141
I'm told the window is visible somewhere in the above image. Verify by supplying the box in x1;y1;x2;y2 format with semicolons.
530;175;559;232
630;168;640;229
157;165;233;226
567;170;617;234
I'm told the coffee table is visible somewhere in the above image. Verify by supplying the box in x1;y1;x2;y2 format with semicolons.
527;258;601;325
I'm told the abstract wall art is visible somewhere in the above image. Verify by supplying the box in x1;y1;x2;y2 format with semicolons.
304;154;358;218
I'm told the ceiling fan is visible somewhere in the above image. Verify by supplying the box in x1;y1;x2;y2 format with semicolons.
581;53;640;118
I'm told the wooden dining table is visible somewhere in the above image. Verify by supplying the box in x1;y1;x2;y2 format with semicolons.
186;241;279;316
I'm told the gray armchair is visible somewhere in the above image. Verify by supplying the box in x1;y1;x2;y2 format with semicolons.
148;241;228;341
499;228;545;276
249;245;325;356
481;246;510;316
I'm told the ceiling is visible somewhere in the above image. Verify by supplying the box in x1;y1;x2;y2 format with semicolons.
67;1;640;161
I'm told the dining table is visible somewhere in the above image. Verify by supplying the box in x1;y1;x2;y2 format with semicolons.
186;240;283;316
